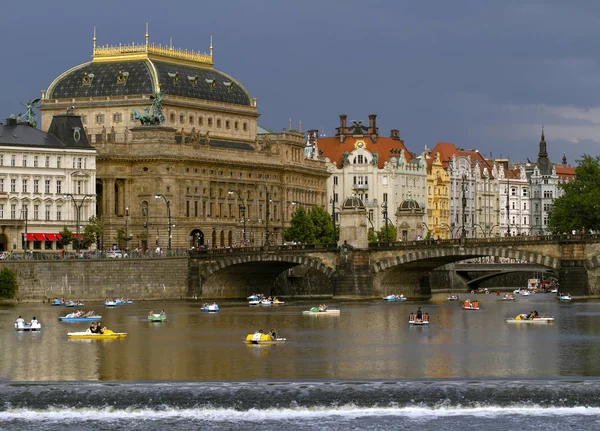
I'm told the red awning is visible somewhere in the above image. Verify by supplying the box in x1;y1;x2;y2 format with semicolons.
33;234;47;241
45;234;57;241
56;234;62;240
23;233;35;241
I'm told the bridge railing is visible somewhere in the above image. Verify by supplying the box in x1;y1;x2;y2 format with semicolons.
368;233;600;250
190;243;339;256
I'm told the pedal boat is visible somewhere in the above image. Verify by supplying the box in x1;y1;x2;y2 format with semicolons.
558;294;572;301
243;333;287;345
15;322;41;331
51;299;64;306
64;301;83;307
447;295;460;301
67;329;127;339
104;300;118;307
506;314;555;324
200;304;219;312
147;313;167;322
462;304;480;310
302;308;340;315
383;295;407;301
409;319;429;326
59;314;101;322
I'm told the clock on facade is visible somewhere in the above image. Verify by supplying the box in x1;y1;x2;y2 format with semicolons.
355;141;365;149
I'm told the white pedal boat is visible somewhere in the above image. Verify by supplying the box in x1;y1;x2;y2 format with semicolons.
302;309;340;315
506;314;555;324
15;322;41;331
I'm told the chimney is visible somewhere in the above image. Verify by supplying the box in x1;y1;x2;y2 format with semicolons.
5;117;17;127
368;114;378;136
336;114;348;137
390;129;400;140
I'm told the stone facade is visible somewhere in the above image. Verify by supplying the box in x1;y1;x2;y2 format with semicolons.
1;258;189;302
39;34;329;250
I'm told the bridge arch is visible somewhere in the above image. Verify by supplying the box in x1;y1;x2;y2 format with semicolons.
198;253;335;298
372;246;561;274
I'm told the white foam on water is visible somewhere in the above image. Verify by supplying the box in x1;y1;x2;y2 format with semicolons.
1;405;600;423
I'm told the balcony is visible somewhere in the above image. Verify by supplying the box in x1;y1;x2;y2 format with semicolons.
353;184;369;190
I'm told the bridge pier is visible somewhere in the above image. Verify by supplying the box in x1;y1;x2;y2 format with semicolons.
559;260;590;296
332;249;374;297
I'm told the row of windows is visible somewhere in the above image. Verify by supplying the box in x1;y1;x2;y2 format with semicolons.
167;113;248;132
0;155;88;170
1;203;64;221
0;178;86;195
182;168;278;181
87;111;252;132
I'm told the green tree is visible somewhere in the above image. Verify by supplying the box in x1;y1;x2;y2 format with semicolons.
548;155;600;234
115;227;128;249
376;222;397;242
82;215;103;249
285;206;316;244
309;206;334;244
0;267;18;299
57;226;74;249
368;227;378;243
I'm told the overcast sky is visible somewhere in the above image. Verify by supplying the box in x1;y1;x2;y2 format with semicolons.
2;0;600;165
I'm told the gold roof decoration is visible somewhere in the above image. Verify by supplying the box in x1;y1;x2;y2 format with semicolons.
91;24;214;67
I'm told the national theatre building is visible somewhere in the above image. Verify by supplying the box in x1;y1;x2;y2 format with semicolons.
40;30;328;250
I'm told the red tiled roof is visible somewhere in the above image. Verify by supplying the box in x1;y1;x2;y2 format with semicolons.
430;142;494;176
556;165;576;181
318;136;412;169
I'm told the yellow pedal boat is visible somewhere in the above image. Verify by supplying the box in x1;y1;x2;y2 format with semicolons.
67;329;128;339
243;333;286;345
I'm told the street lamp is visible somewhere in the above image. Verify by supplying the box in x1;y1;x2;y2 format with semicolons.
473;223;486;238
21;205;28;252
265;189;271;246
506;176;511;237
330;190;337;243
125;207;130;251
142;201;149;251
461;174;467;240
381;200;389;242
64;193;95;253
154;194;172;250
228;190;247;244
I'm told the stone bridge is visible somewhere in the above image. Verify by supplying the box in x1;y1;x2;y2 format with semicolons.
188;234;600;299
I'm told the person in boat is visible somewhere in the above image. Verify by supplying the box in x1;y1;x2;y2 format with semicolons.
93;322;105;334
463;300;471;308
424;313;429;322
89;322;97;333
160;310;166;316
318;304;328;312
527;311;535;320
416;307;423;321
148;311;154;316
30;317;38;326
473;300;479;308
409;312;414;321
534;311;540;318
16;316;25;326
270;329;277;340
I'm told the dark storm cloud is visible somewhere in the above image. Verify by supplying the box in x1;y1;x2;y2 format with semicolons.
1;0;600;164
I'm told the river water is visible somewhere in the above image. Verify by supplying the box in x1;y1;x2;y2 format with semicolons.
1;293;600;430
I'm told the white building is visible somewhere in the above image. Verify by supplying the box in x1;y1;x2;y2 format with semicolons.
313;114;427;241
0;114;96;253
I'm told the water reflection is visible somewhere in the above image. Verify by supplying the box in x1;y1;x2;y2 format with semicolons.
1;295;600;381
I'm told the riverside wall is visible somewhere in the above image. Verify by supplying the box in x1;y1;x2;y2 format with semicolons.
0;258;190;302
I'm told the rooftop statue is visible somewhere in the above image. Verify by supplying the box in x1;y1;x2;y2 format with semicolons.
131;91;165;126
21;98;40;128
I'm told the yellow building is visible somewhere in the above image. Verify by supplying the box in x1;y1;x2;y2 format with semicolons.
425;151;451;239
39;29;328;250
